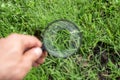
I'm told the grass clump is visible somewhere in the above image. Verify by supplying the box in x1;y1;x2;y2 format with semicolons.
54;29;70;51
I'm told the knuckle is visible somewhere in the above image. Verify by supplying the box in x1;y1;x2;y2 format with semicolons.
9;33;19;37
8;33;22;46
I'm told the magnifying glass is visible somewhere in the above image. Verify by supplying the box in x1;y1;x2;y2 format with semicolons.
40;20;82;58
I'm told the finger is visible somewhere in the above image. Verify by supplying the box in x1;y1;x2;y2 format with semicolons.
41;51;47;58
7;33;42;52
18;47;42;79
37;58;45;64
23;47;43;64
36;51;47;64
32;62;39;67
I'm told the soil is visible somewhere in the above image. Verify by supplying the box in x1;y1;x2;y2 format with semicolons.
93;41;120;80
93;41;120;65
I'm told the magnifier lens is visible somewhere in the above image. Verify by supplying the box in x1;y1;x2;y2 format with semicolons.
43;20;81;57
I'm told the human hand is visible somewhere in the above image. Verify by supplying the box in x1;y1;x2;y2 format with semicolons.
0;34;47;80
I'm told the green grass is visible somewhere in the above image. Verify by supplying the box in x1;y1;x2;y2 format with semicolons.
0;0;120;80
53;29;70;50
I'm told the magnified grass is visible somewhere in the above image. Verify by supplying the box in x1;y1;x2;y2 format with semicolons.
54;29;70;51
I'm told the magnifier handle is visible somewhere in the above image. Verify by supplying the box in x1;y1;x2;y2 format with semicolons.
41;44;46;51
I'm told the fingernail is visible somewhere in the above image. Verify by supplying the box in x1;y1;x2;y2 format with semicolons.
34;47;42;57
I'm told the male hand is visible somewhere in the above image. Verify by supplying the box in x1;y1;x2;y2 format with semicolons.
0;34;47;80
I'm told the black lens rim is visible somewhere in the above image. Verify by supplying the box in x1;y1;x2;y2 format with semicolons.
42;19;82;58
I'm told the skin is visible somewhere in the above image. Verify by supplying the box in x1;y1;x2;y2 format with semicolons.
0;33;47;80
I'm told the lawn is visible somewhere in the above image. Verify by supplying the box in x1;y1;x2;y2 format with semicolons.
0;0;120;80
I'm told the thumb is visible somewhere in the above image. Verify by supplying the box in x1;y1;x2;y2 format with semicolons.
23;47;42;63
